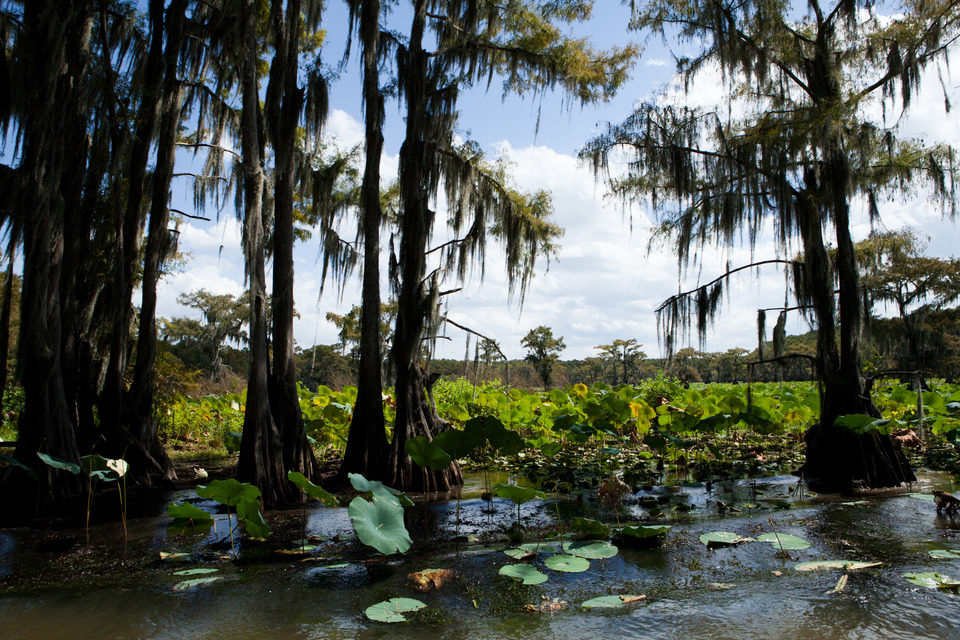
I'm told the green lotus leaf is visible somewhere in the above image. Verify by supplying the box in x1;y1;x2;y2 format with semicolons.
699;531;754;547
929;549;960;559
794;560;882;572
544;554;590;573
581;594;646;609
364;597;426;623
492;483;545;505
903;572;960;589
405;436;452;471
287;471;339;506
237;498;271;538
757;533;811;550
0;454;36;478
348;495;412;555
348;473;413;507
563;540;618;559
908;492;936;502
36;452;80;475
539;441;562;458
172;576;222;591
433;428;484;459
167;502;213;523
173;568;219;576
159;551;191;562
499;564;548;585
196;479;261;507
570;517;610;538
619;525;671;540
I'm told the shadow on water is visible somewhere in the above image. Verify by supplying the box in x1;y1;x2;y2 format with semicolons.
2;471;960;639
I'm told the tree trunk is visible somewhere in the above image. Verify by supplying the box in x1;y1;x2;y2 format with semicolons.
339;0;390;483
236;0;293;507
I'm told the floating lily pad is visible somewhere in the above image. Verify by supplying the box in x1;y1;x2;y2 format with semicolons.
908;493;937;502
499;564;549;585
504;547;536;560
544;554;590;573
276;545;317;555
903;572;960;590
173;567;219;576
757;533;811;550
929;549;960;560
563;540;618;559
172;576;222;591
159;551;191;562
794;560;882;572
364;597;426;623
581;594;646;609
840;500;869;506
617;525;671;546
700;531;754;548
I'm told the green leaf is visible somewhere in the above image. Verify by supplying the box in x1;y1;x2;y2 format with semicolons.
172;576;222;591
492;483;545;505
36;452;80;475
196;479;261;507
699;531;754;548
563;540;618;559
167;502;213;523
581;594;646;609
237;498;271;538
834;414;879;434
172;568;219;576
0;454;36;478
929;550;960;560
539;441;562;458
405;436;452;471
347;473;413;507
570;517;610;538
544;554;590;572
903;572;960;589
287;471;339;506
364;597;426;623
757;533;811;550
908;492;936;502
348;495;412;555
499;564;548;585
432;428;484;458
794;560;882;572
618;525;671;541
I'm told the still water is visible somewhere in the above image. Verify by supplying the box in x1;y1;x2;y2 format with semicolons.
2;472;960;639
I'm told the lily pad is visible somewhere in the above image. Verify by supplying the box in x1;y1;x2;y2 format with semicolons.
563;540;618;559
173;568;219;576
794;560;882;572
908;493;937;502
581;594;646;609
504;547;536;560
903;572;960;590
499;564;549;585
172;576;222;591
364;597;426;623
348;495;412;555
159;551;191;562
929;549;960;560
700;531;754;548
757;533;811;550
617;525;671;545
545;554;590;573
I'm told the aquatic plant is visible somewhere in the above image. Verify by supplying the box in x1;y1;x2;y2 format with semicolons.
347;473;413;555
195;478;270;556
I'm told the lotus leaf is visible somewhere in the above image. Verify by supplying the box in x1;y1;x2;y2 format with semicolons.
581;594;646;609
757;533;811;550
0;454;36;478
287;471;338;506
364;597;426;623
499;564;548;585
197;479;261;506
700;531;754;547
544;554;590;573
348;495;412;555
570;517;610;538
433;427;484;459
504;547;536;560
794;560;882;572
36;452;80;475
172;576;222;591
159;551;191;561
405;436;452;471
908;493;936;502
237;498;271;538
492;483;544;505
903;572;960;590
563;540;618;559
173;568;219;576
167;502;213;523
538;441;562;458
929;549;960;559
348;473;414;507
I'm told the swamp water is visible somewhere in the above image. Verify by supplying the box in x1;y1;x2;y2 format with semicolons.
2;471;960;639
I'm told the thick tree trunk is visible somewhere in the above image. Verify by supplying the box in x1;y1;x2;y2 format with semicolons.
339;0;390;483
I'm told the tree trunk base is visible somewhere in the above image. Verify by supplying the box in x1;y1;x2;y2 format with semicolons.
801;423;916;492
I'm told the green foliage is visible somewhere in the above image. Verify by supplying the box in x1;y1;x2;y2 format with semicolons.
499;563;548;585
348;495;412;555
287;471;338;506
364;598;426;624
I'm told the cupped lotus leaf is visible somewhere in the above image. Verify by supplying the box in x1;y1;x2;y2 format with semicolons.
348;473;413;507
197;479;261;507
517;542;561;555
364;597;426;623
405;436;452;471
545;554;590;573
757;533;811;550
433;428;484;459
618;525;671;545
581;594;646;609
700;531;754;548
903;572;960;590
794;560;882;572
539;441;562;458
499;564;548;585
464;416;524;455
929;549;960;559
80;455;110;475
570;517;610;538
36;452;80;475
236;499;271;538
504;547;536;560
172;576;222;591
167;502;213;523
0;454;36;478
492;483;545;505
287;471;339;506
563;540;618;559
173;568;219;576
348;495;412;555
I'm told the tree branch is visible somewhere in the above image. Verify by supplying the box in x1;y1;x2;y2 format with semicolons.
656;259;803;313
442;316;508;360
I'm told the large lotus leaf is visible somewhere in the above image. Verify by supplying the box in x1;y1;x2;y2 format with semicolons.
757;533;811;550
348;473;413;507
563;540;618;559
432;428;484;459
619;525;671;540
570;517;610;538
364;597;426;623
237;499;271;539
36;452;80;475
545;554;590;573
287;471;339;506
173;568;219;576
908;492;936;502
197;479;261;507
348;495;412;555
794;560;882;572
930;549;960;559
172;576;222;591
903;572;960;590
492;483;544;505
405;436;452;471
80;454;111;475
167;502;213;524
581;594;646;609
700;531;754;548
499;564;548;585
0;454;36;478
834;413;879;434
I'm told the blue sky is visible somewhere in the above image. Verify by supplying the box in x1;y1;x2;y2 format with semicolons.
159;1;960;361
